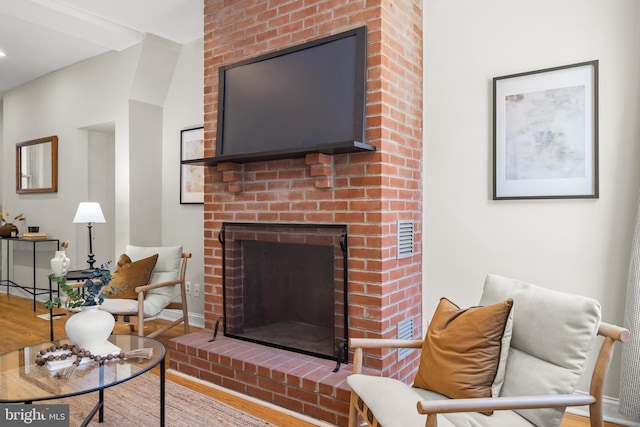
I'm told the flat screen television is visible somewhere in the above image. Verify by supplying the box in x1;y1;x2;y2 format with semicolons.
213;26;373;164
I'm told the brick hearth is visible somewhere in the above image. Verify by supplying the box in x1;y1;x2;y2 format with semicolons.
169;331;378;426
171;1;423;425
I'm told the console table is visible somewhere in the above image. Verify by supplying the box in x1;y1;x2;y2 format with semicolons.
0;237;59;311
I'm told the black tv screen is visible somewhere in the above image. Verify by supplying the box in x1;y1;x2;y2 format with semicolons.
215;26;373;164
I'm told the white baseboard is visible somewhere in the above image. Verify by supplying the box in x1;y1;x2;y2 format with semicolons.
6;285;44;301
159;308;205;329
567;393;640;426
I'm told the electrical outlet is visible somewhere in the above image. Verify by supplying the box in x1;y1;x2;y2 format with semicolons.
194;283;200;298
185;282;191;295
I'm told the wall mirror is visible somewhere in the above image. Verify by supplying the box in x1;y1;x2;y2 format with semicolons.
16;136;58;194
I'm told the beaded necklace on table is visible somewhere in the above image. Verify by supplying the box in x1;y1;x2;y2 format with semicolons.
34;343;153;379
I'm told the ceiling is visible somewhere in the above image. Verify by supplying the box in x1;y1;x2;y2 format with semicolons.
0;0;204;99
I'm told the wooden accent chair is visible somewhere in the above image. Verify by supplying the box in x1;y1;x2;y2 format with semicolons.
348;274;630;427
99;245;191;338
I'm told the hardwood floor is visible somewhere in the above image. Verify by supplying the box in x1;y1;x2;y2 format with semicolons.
0;293;317;426
0;293;619;427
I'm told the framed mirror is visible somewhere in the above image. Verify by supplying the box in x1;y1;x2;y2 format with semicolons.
16;136;58;194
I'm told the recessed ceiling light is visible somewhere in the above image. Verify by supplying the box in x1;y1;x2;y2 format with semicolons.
0;51;6;57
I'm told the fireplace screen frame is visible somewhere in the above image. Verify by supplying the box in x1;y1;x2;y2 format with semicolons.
218;222;349;363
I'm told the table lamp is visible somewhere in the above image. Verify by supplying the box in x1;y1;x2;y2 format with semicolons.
73;202;106;272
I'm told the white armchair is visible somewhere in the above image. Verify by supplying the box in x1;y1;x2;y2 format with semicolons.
99;245;191;338
347;274;630;427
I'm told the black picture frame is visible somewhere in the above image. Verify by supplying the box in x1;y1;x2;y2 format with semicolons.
180;127;204;204
493;61;599;200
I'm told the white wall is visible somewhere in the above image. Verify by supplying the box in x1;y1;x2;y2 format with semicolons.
423;0;640;402
1;36;205;324
162;38;205;320
1;46;139;267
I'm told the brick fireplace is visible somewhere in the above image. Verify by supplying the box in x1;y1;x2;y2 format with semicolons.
169;1;423;425
220;222;348;361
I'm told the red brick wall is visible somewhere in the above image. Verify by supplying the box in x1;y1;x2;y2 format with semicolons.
203;0;423;381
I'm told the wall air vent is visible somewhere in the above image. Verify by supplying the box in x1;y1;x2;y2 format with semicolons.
397;317;414;360
397;220;414;259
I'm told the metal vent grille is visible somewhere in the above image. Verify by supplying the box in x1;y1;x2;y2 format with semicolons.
397;220;414;259
397;317;414;360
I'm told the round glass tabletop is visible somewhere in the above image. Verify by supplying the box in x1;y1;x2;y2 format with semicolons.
0;335;165;403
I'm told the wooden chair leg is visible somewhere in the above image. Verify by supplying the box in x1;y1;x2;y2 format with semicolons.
349;392;366;427
181;304;190;334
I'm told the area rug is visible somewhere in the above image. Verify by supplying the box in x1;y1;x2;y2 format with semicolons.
49;373;276;427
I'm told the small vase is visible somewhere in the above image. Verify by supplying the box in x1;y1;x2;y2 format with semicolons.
50;251;70;276
0;223;18;238
65;306;117;354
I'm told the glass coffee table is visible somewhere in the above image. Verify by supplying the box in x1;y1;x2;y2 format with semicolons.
0;335;166;426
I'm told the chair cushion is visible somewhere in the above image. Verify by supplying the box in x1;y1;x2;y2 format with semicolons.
413;297;514;413
493;301;514;397
347;375;432;427
104;253;158;299
479;274;601;426
99;245;183;317
125;245;182;300
348;374;534;427
99;297;166;318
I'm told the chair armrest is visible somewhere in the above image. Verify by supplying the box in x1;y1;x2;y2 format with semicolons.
134;279;181;293
598;322;630;343
350;338;424;349
349;338;423;374
68;278;104;290
67;281;85;289
417;394;596;415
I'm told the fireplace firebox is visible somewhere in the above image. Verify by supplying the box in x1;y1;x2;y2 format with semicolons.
218;223;348;362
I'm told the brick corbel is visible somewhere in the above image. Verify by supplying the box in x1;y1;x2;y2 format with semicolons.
305;153;334;189
217;162;244;193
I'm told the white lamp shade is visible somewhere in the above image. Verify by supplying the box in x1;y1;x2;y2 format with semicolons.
73;202;106;223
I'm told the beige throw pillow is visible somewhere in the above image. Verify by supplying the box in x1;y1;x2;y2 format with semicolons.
105;253;158;300
413;297;514;414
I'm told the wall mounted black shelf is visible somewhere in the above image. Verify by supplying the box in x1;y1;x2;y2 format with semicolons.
182;140;375;166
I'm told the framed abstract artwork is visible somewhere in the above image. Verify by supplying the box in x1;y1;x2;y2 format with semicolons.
493;61;598;199
180;126;205;204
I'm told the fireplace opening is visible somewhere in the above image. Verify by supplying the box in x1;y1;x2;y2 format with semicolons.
219;223;348;361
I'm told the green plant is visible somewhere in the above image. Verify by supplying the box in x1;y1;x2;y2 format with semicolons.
45;263;114;309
